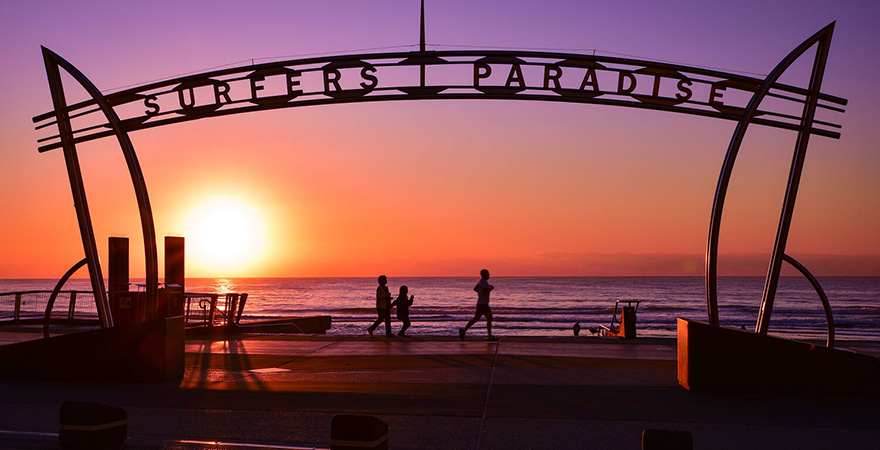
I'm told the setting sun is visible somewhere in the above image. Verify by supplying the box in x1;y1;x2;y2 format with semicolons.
182;196;268;275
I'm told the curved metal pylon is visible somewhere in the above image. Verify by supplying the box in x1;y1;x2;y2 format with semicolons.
782;254;834;347
42;47;160;325
44;258;88;338
705;23;836;332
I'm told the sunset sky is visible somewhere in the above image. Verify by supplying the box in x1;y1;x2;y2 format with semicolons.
1;0;879;278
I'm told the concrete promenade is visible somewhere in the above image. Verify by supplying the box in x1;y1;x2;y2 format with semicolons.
0;333;878;449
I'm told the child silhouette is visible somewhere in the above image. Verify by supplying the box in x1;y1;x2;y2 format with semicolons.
391;285;414;336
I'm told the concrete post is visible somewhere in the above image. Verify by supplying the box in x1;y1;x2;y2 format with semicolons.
13;293;21;321
108;237;129;294
164;236;185;293
67;291;77;320
164;236;185;318
108;237;129;324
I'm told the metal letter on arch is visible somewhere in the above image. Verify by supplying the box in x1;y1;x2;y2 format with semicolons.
34;24;845;344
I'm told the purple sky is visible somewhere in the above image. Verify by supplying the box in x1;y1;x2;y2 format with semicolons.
1;0;879;277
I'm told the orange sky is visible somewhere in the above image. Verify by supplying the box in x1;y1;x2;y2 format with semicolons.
2;1;880;278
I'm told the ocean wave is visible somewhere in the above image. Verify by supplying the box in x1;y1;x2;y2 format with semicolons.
4;276;878;341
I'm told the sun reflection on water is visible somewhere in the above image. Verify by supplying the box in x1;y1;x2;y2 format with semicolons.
214;278;236;295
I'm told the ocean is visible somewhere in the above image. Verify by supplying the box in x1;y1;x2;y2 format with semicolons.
1;277;878;342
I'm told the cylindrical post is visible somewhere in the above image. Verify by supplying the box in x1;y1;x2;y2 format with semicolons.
164;236;185;318
164;236;185;292
108;237;129;324
209;294;218;326
419;0;426;87
67;291;77;320
108;237;129;294
225;294;239;327
13;293;21;321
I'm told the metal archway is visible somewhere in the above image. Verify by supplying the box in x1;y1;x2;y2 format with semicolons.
34;24;845;341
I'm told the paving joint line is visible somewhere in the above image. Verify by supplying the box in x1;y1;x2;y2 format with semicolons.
477;338;501;450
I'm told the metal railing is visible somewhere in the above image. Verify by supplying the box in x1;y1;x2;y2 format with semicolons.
183;292;248;328
1;290;248;329
0;290;98;323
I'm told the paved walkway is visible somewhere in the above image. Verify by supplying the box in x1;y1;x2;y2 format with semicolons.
0;334;877;449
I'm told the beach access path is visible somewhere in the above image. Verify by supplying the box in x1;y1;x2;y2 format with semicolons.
0;333;878;449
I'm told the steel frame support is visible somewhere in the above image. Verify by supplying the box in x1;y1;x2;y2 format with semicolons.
43;53;112;328
42;47;159;325
705;24;835;331
44;258;88;338
757;30;833;335
782;254;834;347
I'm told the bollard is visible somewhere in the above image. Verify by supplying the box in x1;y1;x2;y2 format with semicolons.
642;429;693;450
331;414;388;450
59;401;127;449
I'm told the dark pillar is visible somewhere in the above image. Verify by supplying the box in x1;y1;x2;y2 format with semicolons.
108;237;129;294
108;237;130;325
621;306;637;338
163;236;185;318
164;236;185;292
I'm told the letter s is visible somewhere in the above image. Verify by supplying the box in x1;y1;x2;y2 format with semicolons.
675;78;693;101
144;95;160;117
360;65;378;90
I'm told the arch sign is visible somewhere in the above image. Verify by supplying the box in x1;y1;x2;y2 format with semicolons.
33;18;846;344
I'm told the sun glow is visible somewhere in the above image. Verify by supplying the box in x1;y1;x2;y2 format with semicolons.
182;196;268;275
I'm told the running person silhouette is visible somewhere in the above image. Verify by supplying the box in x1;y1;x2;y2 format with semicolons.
459;269;497;340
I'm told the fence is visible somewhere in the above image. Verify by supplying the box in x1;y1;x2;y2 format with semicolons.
183;292;248;327
0;290;247;327
0;290;98;323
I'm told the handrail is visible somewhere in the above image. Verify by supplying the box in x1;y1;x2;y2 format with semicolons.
185;292;243;327
1;289;86;296
0;291;97;320
782;254;834;348
235;293;249;323
1;288;246;331
44;258;88;339
608;302;620;333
